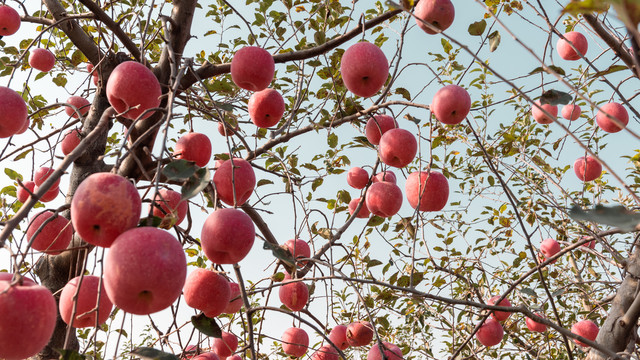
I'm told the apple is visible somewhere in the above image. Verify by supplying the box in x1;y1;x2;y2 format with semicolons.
540;238;561;263
340;42;389;98
596;102;628;133
557;31;588;60
281;327;309;357
279;275;309;311
87;63;99;85
201;208;255;264
367;341;403;360
487;295;512;322
0;86;28;138
561;104;581;121
405;170;449;211
348;197;370;219
365;181;403;218
311;345;339;360
414;0;455;34
71;172;141;247
580;236;596;249
225;356;242;360
347;167;369;189
183;268;231;318
213;158;256;206
571;319;599;347
248;88;285;128
28;48;56;72
328;325;349;350
17;180;35;202
61;128;82;155
218;120;239;136
0;273;35;285
173;132;212;168
59;275;113;328
104;227;186;315
284;238;311;266
525;313;547;333
531;100;557;124
0;280;57;360
223;282;243;314
378;129;417;168
212;331;238;358
34;166;60;189
431;85;471;125
26;210;73;254
475;318;503;347
574;156;602;182
192;353;220;360
230;46;275;91
372;171;396;184
151;188;188;226
0;5;21;36
65;96;91;118
36;184;59;202
365;114;398;145
346;321;374;346
106;61;162;120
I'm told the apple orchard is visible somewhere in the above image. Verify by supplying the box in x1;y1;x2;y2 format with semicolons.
3;0;640;359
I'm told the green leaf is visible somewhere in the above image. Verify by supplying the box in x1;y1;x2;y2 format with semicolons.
395;87;411;101
57;349;87;360
138;216;163;228
529;65;566;76
263;241;296;266
468;19;486;36
488;30;501;52
441;38;452;54
4;168;22;181
520;288;537;297
52;73;67;87
540;89;572;105
327;133;338;148
562;0;609;15
163;159;197;181
592;64;628;78
312;177;323;191
130;347;179;360
191;313;222;338
367;216;385;227
181;167;211;200
257;179;274;187
569;205;640;232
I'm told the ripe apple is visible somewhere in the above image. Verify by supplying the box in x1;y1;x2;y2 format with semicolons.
0;5;21;36
248;88;285;128
183;268;231;318
414;0;455;34
571;319;599;347
531;100;557;124
230;46;275;91
378;129;417;168
0;273;35;285
213;158;256;206
561;104;581;121
29;48;56;72
218;120;239;136
487;295;512;322
284;238;311;266
104;227;186;315
431;85;471;125
223;282;243;314
282;327;309;357
106;61;162;120
365;114;398;145
328;325;349;350
347;167;369;189
372;171;396;184
151;188;188;226
37;184;59;202
71;172;141;247
65;96;91;118
0;280;57;360
348;197;370;219
311;345;339;360
0;86;28;138
365;181;403;218
574;156;602;182
475;318;503;347
59;275;113;328
174;132;212;168
34;166;60;189
61;128;82;155
212;331;238;358
540;238;561;263
346;321;374;347
580;236;596;249
225;356;241;360
596;102;628;133
557;31;588;60
17;180;35;202
367;341;403;360
279;275;309;311
405;170;449;211
201;208;255;264
340;42;389;98
192;353;220;360
525;313;547;333
26;210;73;254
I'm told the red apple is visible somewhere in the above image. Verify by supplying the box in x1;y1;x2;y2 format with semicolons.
0;280;57;360
151;188;188;226
106;61;162;120
365;181;403;218
26;210;73;255
328;325;349;350
34;166;60;189
218;120;238;137
213;158;256;206
282;327;309;357
223;282;243;314
405;170;449;211
311;345;339;360
596;102;628;133
212;331;238;358
378;129;417;168
0;86;28;138
367;342;403;360
0;5;21;36
557;31;588;60
248;88;285;128
230;46;275;91
525;313;547;333
571;319;599;347
174;132;212;168
365;114;397;145
104;227;186;315
71;173;141;247
192;353;220;360
431;85;471;125
65;96;91;119
0;273;35;285
574;156;602;182
17;180;35;202
348;197;370;219
28;48;56;72
59;275;113;328
183;268;231;318
279;275;309;311
540;238;561;263
284;238;311;266
225;356;241;360
561;104;581;121
346;321;374;347
487;295;512;322
61;128;82;155
340;42;388;98
347;167;369;189
201;208;255;264
531;100;557;124
414;0;455;34
580;236;596;249
372;171;396;184
475;318;503;347
37;184;59;202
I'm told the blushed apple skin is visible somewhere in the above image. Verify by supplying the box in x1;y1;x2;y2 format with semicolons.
540;238;561;263
104;227;187;315
405;171;449;211
106;61;162;120
596;102;628;133
192;352;220;360
531;100;557;124
431;85;471;125
282;327;309;357
340;42;389;98
487;295;512;322
0;280;57;360
174;132;212;168
365;114;397;145
61;128;82;155
151;188;188;226
34;166;60;188
17;180;35;202
212;331;238;358
476;318;504;347
183;268;231;318
557;31;588;60
29;48;56;72
37;184;59;202
574;156;602;182
378;129;417;168
372;171;396;184
348;197;370;219
0;86;29;138
414;0;455;35
59;275;113;328
347;167;369;189
248;88;285;128
561;104;581;120
284;238;311;266
366;181;403;218
346;321;374;347
0;5;21;36
0;273;36;285
213;158;256;206
223;282;243;314
571;319;599;347
65;96;91;118
279;276;309;311
328;325;349;350
367;341;403;360
230;46;275;91
27;210;73;254
311;345;339;360
525;314;547;333
71;172;141;248
201;208;255;264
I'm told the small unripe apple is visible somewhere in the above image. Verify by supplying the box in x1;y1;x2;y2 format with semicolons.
487;295;512;322
17;180;35;203
0;86;28;138
223;282;243;314
365;114;397;145
26;210;73;254
213;158;256;206
431;84;471;125
540;238;561;263
372;171;396;184
183;268;231;318
174;132;212;168
151;188;188;226
525;313;547;333
596;102;628;133
414;0;455;34
378;129;417;168
346;320;374;346
366;181;403;218
212;331;239;358
279;275;309;311
201;208;255;264
475;318;503;347
561;104;581;120
311;345;339;360
340;42;388;98
248;88;285;128
557;31;588;60
65;96;91;118
34;166;60;189
59;275;113;328
61;128;82;155
328;325;349;350
230;46;275;91
28;48;56;72
348;197;370;219
367;341;403;360
106;61;162;120
0;5;21;36
571;319;599;347
284;238;311;266
347;167;369;189
574;156;602;182
531;100;557;124
405;170;449;211
282;327;309;357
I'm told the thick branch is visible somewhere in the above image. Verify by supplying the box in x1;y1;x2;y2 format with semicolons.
583;13;640;78
155;0;198;84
